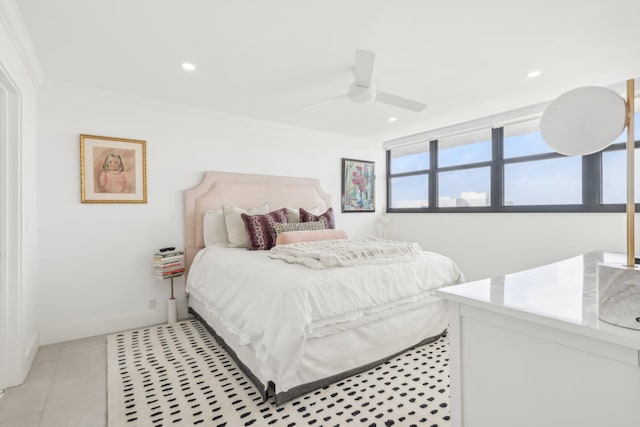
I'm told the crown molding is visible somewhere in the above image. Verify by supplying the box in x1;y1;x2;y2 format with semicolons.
44;81;374;145
0;0;44;87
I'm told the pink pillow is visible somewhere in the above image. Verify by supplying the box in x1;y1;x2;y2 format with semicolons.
275;229;348;246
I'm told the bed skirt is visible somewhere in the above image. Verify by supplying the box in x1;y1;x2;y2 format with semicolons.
188;308;271;401
188;304;447;405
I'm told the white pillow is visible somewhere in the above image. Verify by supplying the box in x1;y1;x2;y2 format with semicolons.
286;206;320;223
222;202;270;248
203;210;228;247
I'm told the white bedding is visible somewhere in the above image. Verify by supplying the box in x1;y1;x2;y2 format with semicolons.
186;242;464;392
269;236;423;268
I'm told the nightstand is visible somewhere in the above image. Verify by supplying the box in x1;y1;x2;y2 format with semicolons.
153;249;185;323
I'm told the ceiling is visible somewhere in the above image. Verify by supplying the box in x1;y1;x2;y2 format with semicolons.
15;0;640;143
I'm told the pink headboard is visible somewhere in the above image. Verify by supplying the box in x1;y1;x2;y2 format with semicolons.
184;171;332;273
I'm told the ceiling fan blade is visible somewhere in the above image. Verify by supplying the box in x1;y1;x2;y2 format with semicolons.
300;94;347;110
375;90;427;112
354;49;375;88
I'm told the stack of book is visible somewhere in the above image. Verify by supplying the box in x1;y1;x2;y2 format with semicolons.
153;249;185;279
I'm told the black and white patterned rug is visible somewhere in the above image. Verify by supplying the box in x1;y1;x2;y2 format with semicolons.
107;319;450;426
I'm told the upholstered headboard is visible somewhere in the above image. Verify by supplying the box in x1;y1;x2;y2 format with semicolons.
184;171;332;273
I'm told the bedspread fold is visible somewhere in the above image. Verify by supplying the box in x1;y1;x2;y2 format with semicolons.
269;236;422;268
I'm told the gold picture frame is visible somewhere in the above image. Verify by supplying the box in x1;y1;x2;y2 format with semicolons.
80;134;147;203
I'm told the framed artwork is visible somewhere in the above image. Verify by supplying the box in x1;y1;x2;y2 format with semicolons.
80;134;147;203
341;158;375;212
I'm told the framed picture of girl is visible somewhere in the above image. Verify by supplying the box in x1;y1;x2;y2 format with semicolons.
341;158;375;212
80;134;147;203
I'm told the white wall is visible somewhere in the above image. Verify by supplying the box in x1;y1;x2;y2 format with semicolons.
35;76;632;347
36;83;385;345
388;212;627;282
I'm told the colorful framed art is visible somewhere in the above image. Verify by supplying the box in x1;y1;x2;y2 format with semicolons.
341;158;375;212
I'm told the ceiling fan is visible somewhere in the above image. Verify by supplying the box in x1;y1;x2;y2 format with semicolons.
302;49;427;112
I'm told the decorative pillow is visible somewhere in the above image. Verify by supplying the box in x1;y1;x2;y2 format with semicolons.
286;206;320;223
275;229;348;246
203;209;228;246
241;208;288;250
300;207;335;229
223;202;270;248
272;221;325;238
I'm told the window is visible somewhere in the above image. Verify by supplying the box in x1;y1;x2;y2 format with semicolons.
390;143;429;174
438;135;491;167
438;168;491;207
504;157;582;205
601;111;640;204
390;175;428;208
503;129;552;158
386;113;640;213
602;145;640;204
503;122;582;206
388;142;429;209
436;130;492;208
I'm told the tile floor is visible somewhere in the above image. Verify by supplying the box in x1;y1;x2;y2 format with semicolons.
0;334;108;427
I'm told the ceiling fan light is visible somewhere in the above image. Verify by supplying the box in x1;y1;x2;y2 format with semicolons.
348;83;376;103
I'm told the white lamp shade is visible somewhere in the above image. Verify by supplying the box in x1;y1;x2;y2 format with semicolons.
540;86;626;156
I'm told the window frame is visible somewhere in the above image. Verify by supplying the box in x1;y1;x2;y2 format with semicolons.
386;127;640;213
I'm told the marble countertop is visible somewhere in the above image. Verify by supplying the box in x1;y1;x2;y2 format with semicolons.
436;251;640;349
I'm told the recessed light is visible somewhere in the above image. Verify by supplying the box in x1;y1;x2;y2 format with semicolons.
182;63;196;71
388;117;398;122
527;70;541;78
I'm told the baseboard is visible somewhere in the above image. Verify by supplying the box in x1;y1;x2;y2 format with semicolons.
39;309;190;345
0;330;40;389
24;329;39;372
14;330;40;385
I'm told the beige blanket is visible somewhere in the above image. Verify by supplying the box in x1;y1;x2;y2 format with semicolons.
269;236;423;269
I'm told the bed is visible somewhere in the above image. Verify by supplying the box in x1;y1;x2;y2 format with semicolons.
184;171;464;404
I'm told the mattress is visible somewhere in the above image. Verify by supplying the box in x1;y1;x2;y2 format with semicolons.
186;243;464;398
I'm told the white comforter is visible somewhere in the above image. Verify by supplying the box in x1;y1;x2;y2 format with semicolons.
186;242;464;391
269;236;423;268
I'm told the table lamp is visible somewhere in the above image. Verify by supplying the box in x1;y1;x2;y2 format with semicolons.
540;78;639;330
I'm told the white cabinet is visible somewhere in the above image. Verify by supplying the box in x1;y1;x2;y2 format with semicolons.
437;252;640;427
